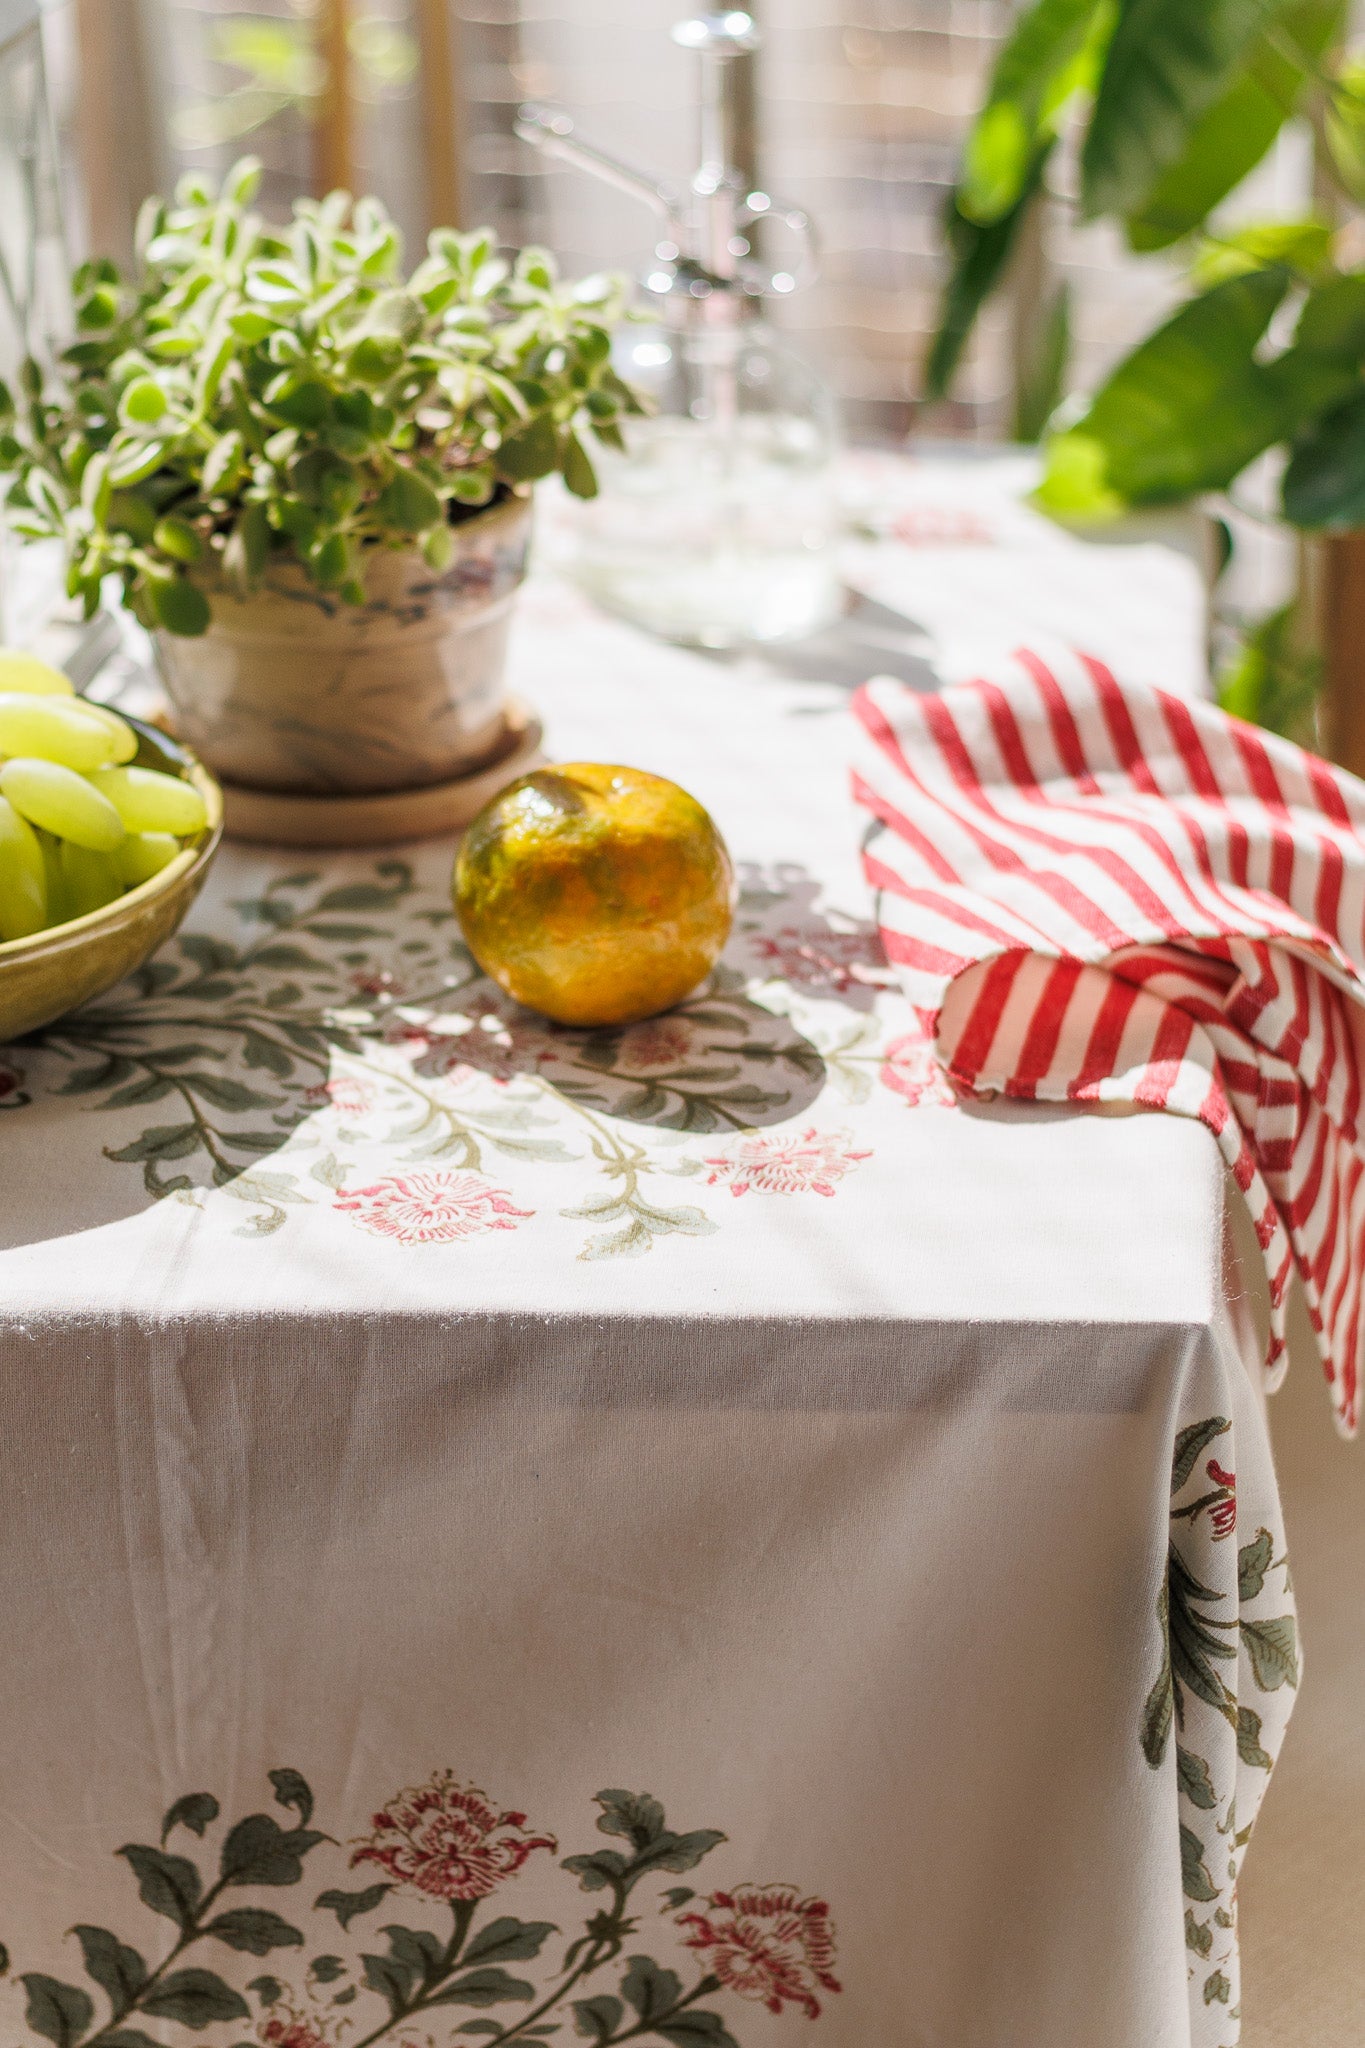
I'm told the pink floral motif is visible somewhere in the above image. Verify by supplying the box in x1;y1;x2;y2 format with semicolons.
702;1126;870;1198
351;1772;557;1900
335;1171;532;1244
677;1885;841;2019
303;1073;378;1117
750;925;889;997
615;1016;702;1073
1207;1459;1237;1539
891;506;993;547
879;1030;956;1108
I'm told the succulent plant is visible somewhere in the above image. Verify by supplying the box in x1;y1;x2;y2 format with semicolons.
0;157;640;635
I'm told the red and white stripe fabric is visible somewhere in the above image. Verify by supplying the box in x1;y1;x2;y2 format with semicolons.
852;648;1365;1435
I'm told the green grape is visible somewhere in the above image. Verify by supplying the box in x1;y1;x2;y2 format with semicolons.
73;700;139;763
58;840;124;919
0;692;121;771
88;764;207;835
116;831;181;886
35;828;69;926
0;650;75;696
0;794;47;939
0;757;126;851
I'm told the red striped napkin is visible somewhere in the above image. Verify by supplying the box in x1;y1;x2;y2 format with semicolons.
852;648;1365;1435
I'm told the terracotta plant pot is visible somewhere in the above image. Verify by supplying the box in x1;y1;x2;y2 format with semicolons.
153;491;533;800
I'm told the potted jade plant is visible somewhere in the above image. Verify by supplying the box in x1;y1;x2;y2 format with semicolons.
0;157;638;812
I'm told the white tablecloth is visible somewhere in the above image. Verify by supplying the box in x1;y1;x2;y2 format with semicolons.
0;459;1297;2048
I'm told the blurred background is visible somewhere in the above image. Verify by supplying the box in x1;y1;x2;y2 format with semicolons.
20;0;1257;440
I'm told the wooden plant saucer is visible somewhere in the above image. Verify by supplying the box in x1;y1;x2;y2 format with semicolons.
211;699;545;848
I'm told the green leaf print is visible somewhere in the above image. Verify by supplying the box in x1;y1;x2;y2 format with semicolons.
1242;1615;1300;1691
1203;1969;1232;2004
1176;1748;1217;1810
1236;1706;1274;1770
161;1794;219;1845
1185;1911;1213;1957
1236;1528;1273;1601
115;1844;202;1929
315;1883;392;1928
139;1969;250;2027
71;1927;146;2016
203;1909;304;1955
267;1769;315;1828
1180;1824;1219;1903
19;1975;94;2047
462;1920;558;1969
1171;1416;1230;1493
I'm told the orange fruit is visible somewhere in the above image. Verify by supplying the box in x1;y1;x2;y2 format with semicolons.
453;762;734;1026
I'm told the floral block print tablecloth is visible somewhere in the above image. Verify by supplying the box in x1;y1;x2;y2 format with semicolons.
0;459;1296;2048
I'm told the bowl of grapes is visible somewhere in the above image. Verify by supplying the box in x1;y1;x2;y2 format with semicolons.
0;652;222;1041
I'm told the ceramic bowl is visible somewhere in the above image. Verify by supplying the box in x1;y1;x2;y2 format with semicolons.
0;717;223;1042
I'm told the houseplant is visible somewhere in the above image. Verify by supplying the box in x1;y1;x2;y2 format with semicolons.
0;157;638;812
928;0;1365;758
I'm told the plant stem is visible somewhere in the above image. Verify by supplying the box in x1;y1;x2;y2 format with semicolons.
600;1976;721;2047
84;1876;230;2046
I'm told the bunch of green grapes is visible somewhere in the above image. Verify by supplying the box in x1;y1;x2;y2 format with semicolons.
0;650;208;942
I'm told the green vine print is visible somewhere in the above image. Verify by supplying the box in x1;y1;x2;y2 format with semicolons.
3;861;900;1254
1140;1415;1298;2039
1;1773;841;2048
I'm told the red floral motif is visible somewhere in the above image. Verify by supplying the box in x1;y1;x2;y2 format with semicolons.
750;925;889;997
615;1016;701;1074
702;1126;870;1198
260;2009;330;2048
335;1171;532;1244
428;1003;559;1087
1207;1459;1237;1539
0;1063;18;1099
677;1885;841;2019
352;968;402;999
351;1772;557;1900
879;1030;956;1108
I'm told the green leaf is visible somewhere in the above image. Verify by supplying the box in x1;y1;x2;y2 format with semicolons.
925;158;1050;401
562;1849;629;1892
116;1843;203;1929
1242;1613;1300;1690
1082;0;1289;219
1126;1;1344;249
1204;1969;1232;2004
140;1968;251;2030
20;1974;95;2047
496;414;560;482
225;501;271;587
656;2013;740;2048
1045;270;1288;505
1180;1823;1218;1903
1185;1910;1213;1956
121;377;167;425
180;1073;278;1112
620;1956;682;2023
594;1790;668;1845
204;1909;304;1956
562;430;598;499
374;468;442;534
161;1791;220;1844
71;1927;146;2016
360;1951;415;2015
1013;282;1071;443
148;572;211;637
461;1920;557;1969
573;1996;624;2042
153;515;203;564
268;1767;315;1827
1237;1704;1275;1769
960;0;1107;221
1176;1747;1218;1810
219;1813;325;1888
98;2032;162;2048
106;1124;203;1166
1284;390;1365;529
310;1956;346;1983
1237;1527;1274;1601
431;1968;535;2008
314;1882;392;1930
247;1974;284;2004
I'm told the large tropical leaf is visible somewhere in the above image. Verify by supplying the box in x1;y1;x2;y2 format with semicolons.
1040;267;1290;505
1269;273;1365;430
1082;0;1293;220
924;156;1050;401
960;0;1109;222
1125;0;1346;249
1283;388;1365;527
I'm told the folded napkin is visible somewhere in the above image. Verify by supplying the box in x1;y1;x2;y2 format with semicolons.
852;648;1365;1435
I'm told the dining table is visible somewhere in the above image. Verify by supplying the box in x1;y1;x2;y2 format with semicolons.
0;450;1305;2048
